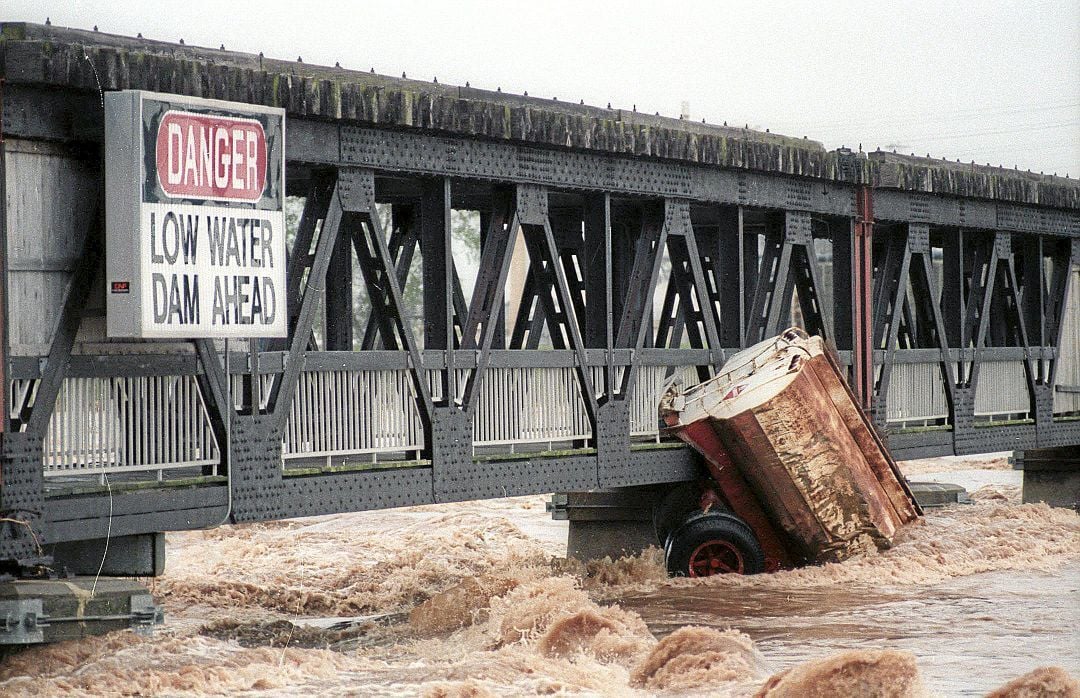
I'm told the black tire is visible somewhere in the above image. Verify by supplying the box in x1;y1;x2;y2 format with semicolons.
664;511;766;577
652;482;730;547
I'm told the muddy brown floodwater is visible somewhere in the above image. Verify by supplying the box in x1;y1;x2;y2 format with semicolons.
1;456;1078;697
624;562;1080;696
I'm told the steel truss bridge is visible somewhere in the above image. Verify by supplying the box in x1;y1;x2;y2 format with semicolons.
0;23;1078;568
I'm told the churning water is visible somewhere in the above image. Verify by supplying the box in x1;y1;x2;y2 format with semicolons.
1;458;1077;697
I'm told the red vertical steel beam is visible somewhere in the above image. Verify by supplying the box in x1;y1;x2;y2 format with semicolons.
853;185;874;411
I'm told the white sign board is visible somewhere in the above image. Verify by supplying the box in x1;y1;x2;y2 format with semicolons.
105;90;286;338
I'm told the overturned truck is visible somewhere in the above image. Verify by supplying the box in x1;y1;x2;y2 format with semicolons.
657;329;922;577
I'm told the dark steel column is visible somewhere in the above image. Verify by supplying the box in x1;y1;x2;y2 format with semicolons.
478;211;505;349
421;177;452;352
583;194;609;349
832;217;855;353
323;227;353;350
716;207;744;348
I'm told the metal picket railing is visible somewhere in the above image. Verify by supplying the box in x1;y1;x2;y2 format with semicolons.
42;375;219;477
885;361;950;425
280;361;704;462
33;360;707;475
282;369;424;462
974;360;1031;418
470;366;591;447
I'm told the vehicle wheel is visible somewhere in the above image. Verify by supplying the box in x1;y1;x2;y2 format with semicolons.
652;482;729;547
664;511;765;577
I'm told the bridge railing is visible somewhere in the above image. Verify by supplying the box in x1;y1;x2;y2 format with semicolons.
881;349;1038;426
974;359;1032;420
39;375;220;479
465;367;591;449
278;350;708;463
282;368;425;462
25;350;707;477
885;359;950;426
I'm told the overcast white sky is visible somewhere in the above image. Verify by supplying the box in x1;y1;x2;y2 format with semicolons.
8;1;1080;177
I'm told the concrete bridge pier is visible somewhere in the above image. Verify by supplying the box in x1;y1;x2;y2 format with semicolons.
548;487;667;561
1016;447;1080;511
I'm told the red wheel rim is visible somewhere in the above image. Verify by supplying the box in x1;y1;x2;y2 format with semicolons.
687;539;745;576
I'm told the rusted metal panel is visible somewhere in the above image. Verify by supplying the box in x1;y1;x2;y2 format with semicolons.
677;419;794;572
662;330;921;565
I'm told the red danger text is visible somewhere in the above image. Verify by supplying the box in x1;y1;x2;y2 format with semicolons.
155;111;267;202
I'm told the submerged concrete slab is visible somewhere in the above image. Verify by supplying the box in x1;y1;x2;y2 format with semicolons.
907;482;969;508
0;577;162;645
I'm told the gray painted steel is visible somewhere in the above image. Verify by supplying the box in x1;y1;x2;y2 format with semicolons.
0;23;1079;566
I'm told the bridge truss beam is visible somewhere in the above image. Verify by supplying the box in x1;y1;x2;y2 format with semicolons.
0;81;1078;563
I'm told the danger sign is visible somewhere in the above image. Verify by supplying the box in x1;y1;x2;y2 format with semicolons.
155;111;268;202
105;91;286;339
